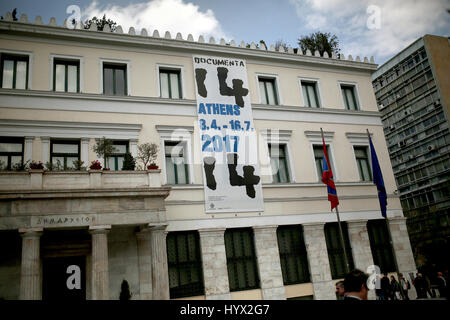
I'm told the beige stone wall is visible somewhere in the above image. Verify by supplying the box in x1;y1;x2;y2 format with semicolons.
0;38;376;111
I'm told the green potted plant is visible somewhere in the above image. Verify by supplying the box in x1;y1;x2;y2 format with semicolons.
93;137;117;170
72;160;87;171
137;143;159;170
121;152;136;170
29;160;44;170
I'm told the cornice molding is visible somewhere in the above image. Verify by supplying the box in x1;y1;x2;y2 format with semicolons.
0;20;377;73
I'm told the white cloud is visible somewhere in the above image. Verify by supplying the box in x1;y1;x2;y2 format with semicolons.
290;0;450;63
82;0;229;40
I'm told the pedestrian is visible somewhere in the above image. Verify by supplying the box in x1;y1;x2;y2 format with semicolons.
436;272;447;299
380;273;391;300
399;273;410;300
414;273;428;299
424;274;435;298
335;281;345;300
343;269;370;300
390;275;401;300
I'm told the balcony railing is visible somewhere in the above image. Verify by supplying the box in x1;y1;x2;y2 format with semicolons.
0;169;162;190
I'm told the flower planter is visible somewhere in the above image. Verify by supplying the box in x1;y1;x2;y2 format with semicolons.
147;165;159;170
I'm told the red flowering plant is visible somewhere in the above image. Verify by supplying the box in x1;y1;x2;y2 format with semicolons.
29;160;44;170
89;160;102;170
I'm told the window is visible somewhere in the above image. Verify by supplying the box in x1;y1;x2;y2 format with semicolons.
354;146;372;181
258;77;278;105
159;69;181;99
269;143;290;183
324;222;354;279
53;59;79;93
50;140;80;170
0;137;24;170
1;54;28;89
367;220;396;273
103;63;127;95
165;141;189;184
277;225;310;285
166;231;204;299
301;81;320;108
340;84;359;110
225;228;260;292
107;141;128;171
313;145;334;180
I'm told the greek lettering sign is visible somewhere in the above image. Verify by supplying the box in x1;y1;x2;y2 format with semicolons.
193;55;264;213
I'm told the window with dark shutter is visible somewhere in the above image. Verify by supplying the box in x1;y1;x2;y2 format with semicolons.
224;228;260;292
367;219;396;273
166;231;204;299
277;225;310;285
324;222;354;279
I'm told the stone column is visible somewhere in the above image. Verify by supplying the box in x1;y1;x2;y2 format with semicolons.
150;224;170;300
24;136;34;163
388;217;417;299
303;223;336;300
347;220;376;300
19;228;43;300
198;228;231;300
81;138;90;165
136;228;153;300
129;139;138;158
89;225;110;300
41;137;50;165
253;226;286;300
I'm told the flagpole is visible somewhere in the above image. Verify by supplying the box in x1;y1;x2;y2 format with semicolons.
366;129;405;299
320;128;350;275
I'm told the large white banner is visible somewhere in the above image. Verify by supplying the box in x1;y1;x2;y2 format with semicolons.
193;55;264;213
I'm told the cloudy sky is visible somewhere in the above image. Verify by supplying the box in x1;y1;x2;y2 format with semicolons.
1;0;449;64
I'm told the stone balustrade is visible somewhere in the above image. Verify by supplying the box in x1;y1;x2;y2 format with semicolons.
0;169;162;190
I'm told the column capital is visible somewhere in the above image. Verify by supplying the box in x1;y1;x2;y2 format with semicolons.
89;225;111;235
198;227;226;234
387;216;407;224
148;223;168;231
302;222;325;230
24;136;35;142
347;219;369;228
81;137;90;143
19;227;43;238
129;139;139;143
40;136;50;142
252;225;278;233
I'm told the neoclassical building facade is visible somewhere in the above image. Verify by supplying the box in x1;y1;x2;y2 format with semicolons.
0;13;417;300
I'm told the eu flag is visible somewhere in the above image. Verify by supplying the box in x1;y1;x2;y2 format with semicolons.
369;135;387;218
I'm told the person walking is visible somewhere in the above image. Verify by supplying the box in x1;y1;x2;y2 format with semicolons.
436;272;447;299
414;273;428;299
380;273;391;300
390;275;401;300
399;273;410;300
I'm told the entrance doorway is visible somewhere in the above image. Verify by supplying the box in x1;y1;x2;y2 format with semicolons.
42;256;86;300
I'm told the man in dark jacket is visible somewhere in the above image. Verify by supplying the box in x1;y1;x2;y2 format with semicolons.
343;269;370;300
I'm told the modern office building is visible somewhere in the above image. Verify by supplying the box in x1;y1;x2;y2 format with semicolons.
371;35;450;275
0;12;417;300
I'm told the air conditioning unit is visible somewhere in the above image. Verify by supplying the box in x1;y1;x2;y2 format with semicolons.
434;100;440;106
408;155;414;160
389;125;395;130
399;141;406;147
428;145;435;151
